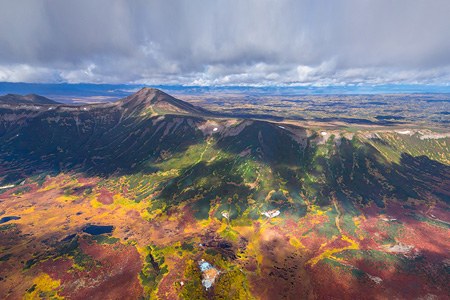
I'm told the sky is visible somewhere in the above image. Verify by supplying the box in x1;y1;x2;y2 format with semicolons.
0;0;450;87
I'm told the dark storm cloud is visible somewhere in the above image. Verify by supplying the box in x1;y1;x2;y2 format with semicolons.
0;0;449;85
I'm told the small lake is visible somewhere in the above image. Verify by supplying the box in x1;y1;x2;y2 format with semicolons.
0;216;20;224
83;224;114;235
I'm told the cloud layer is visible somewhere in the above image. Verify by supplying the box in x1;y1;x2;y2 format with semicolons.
0;0;449;85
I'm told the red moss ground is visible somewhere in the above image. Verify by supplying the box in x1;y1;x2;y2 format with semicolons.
97;188;114;205
41;236;143;299
0;173;449;299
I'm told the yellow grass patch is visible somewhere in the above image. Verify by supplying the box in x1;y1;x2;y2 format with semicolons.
289;236;305;249
24;273;63;300
307;234;359;266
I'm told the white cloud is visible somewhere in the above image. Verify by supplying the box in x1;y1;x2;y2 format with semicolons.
0;64;61;82
0;0;449;86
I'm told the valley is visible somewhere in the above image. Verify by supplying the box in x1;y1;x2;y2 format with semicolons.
0;88;449;299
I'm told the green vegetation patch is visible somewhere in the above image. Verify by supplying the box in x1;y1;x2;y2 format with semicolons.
181;251;254;299
218;226;240;242
214;268;255;299
0;223;17;231
138;243;193;298
341;215;358;236
0;253;12;261
12;186;32;195
92;235;120;245
334;249;402;272
406;212;450;229
180;259;207;299
52;235;99;271
316;209;339;238
23;257;40;270
376;219;404;244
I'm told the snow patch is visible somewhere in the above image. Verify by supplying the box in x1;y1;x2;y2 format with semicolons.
367;274;383;284
198;260;220;290
221;211;229;220
419;132;450;140
261;210;280;218
384;243;415;255
397;130;411;135
0;185;15;190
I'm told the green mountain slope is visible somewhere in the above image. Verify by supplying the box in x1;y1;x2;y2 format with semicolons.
1;89;448;212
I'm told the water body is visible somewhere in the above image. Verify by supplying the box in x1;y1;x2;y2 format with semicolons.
83;224;114;235
61;233;77;242
0;216;20;224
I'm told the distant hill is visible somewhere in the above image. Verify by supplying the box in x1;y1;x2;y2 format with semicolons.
0;93;59;105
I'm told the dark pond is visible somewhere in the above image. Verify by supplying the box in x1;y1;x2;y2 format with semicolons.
83;224;114;235
61;233;77;242
0;216;20;224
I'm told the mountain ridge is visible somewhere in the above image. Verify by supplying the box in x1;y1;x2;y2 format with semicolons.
0;88;214;118
0;93;59;105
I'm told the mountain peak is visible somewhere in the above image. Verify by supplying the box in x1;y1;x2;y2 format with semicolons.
136;87;162;93
133;87;165;98
118;87;212;116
